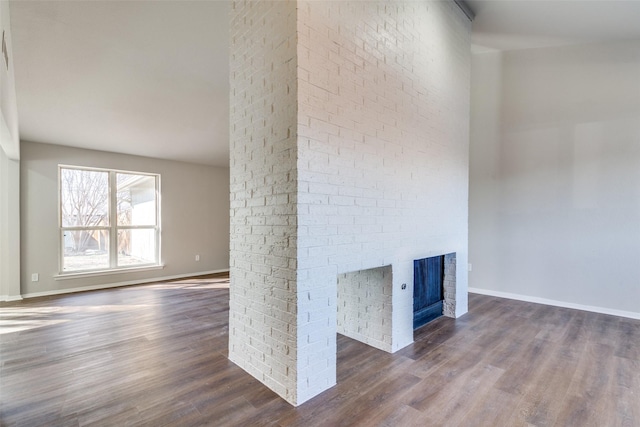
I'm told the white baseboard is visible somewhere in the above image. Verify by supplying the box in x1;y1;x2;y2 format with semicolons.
468;287;640;320
0;294;23;302
20;269;230;300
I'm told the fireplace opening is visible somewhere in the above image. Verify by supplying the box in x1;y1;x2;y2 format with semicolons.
337;266;393;352
413;255;445;329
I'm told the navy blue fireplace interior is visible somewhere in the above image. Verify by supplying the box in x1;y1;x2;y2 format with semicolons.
413;255;445;329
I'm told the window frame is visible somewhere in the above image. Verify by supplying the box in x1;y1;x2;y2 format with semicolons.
58;165;161;275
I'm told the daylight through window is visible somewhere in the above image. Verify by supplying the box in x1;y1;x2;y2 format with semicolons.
59;166;160;273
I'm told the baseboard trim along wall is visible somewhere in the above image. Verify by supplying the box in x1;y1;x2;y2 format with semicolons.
0;295;23;302
18;268;230;300
468;287;640;320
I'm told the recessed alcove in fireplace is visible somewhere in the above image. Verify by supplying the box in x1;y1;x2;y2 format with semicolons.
337;266;393;352
336;254;457;352
414;253;457;330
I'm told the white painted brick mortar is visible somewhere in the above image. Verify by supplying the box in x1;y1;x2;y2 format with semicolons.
297;0;470;353
230;0;470;406
229;0;300;406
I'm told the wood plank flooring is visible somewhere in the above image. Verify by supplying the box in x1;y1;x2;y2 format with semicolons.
1;274;639;426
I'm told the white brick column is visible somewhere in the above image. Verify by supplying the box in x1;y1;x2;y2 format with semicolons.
229;0;300;405
230;0;471;406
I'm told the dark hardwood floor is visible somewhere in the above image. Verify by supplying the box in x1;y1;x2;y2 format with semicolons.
1;274;639;426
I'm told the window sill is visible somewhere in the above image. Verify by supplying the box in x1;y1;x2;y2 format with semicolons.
54;264;165;281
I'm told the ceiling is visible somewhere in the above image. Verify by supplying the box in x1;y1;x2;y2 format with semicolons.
9;0;231;167
469;0;640;52
8;1;640;167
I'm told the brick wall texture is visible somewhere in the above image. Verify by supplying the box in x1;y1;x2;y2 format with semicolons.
443;253;457;317
230;0;470;406
296;0;470;353
229;0;300;404
337;266;393;351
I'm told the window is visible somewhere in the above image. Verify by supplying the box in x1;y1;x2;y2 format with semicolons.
59;166;160;274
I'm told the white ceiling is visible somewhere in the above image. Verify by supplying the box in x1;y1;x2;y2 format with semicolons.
8;1;640;167
469;0;640;52
9;0;231;167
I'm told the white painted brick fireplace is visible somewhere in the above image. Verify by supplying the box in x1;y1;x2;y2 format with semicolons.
229;0;471;406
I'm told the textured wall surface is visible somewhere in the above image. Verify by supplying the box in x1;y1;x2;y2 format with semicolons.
296;0;471;354
337;266;393;351
228;0;300;404
443;253;457;317
230;0;471;406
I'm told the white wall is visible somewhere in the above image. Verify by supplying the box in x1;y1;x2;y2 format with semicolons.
469;40;640;318
0;146;20;301
297;0;471;357
20;141;230;296
0;0;21;301
0;0;19;159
